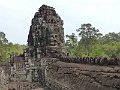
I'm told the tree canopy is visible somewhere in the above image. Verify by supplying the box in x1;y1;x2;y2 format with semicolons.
0;31;26;62
1;22;120;61
65;23;120;58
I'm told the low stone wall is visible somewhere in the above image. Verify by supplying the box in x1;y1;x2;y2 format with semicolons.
1;57;119;90
8;81;41;90
57;56;120;66
40;58;70;90
41;58;120;90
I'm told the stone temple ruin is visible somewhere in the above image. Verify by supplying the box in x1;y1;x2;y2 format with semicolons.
27;4;64;59
0;4;120;90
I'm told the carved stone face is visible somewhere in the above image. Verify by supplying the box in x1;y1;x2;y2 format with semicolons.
48;34;58;46
28;5;64;58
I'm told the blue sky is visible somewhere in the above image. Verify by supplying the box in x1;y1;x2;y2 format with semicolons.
0;0;120;44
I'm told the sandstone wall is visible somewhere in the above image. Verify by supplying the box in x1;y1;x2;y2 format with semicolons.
41;58;120;90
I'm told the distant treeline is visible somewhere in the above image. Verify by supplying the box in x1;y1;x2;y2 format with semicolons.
0;31;27;62
65;23;120;58
1;23;120;61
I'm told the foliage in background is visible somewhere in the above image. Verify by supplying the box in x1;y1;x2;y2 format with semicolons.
65;23;120;58
1;22;120;61
0;31;26;62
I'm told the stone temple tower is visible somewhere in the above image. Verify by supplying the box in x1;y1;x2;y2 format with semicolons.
27;5;64;60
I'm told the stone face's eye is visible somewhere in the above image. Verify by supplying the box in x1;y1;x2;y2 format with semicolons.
55;35;57;38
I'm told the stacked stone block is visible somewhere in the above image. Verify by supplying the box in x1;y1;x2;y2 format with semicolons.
27;4;64;59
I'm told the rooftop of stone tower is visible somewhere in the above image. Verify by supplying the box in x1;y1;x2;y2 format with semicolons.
37;4;57;17
39;4;55;11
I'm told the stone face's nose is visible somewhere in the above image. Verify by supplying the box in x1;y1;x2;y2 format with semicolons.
27;5;65;59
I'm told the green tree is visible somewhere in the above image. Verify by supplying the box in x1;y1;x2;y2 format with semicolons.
0;31;27;62
65;33;78;56
0;31;8;61
76;23;102;56
0;31;8;44
101;32;120;44
65;33;78;47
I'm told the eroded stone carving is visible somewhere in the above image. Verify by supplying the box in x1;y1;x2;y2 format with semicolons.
1;4;120;90
27;4;64;59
